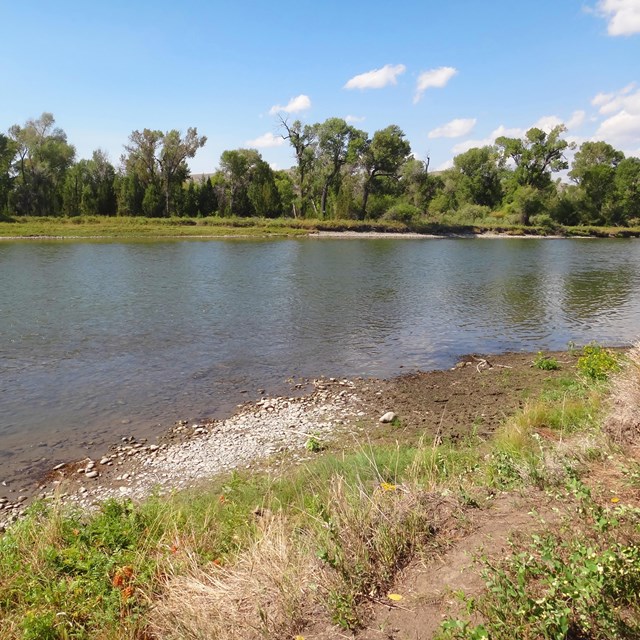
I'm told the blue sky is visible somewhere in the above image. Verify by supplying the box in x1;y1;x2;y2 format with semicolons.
1;0;639;173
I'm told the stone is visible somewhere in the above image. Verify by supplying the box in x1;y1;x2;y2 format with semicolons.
53;463;66;471
85;471;99;479
379;411;396;423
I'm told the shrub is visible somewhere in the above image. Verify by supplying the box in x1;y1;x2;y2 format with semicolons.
382;202;421;223
532;352;560;371
577;344;620;381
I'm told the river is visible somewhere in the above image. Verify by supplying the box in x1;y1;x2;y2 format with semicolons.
1;236;639;486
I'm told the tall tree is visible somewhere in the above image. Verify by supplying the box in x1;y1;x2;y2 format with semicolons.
359;125;411;219
122;128;206;216
0;134;16;213
158;128;206;216
496;125;572;224
219;148;278;216
279;118;316;217
8;113;75;215
569;141;625;223
312;118;365;218
452;146;503;209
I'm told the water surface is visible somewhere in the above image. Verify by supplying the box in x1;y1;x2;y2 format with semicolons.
1;237;639;485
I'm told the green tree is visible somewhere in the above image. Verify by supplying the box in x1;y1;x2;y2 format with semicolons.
569;141;625;224
279;118;316;217
312;118;366;218
122;128;206;217
613;157;640;225
219;148;277;216
399;157;441;213
452;146;503;209
8;113;75;216
359;125;411;219
0;133;16;213
496;125;572;224
158;128;206;216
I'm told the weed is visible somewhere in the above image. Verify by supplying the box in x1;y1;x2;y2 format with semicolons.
577;343;620;381
305;432;325;453
438;482;640;639
532;352;560;371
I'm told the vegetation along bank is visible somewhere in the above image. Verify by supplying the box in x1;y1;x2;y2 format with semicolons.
1;112;639;233
2;343;640;638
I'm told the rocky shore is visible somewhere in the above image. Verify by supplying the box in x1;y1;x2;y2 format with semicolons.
0;350;578;531
0;378;365;530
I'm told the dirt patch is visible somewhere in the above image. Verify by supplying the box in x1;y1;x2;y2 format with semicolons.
342;350;577;448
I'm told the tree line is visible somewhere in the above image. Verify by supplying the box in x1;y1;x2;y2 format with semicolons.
1;112;639;227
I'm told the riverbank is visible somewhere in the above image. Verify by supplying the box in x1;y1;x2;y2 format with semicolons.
2;344;638;639
2;214;640;239
0;350;577;523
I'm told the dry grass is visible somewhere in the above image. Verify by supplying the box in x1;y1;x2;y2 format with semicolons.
605;342;640;444
149;516;316;639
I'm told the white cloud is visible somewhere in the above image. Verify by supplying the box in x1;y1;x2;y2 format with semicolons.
428;118;476;139
590;83;640;149
245;132;285;148
436;159;454;171
596;110;640;145
567;110;587;129
413;66;457;104
345;114;366;123
344;64;406;90
591;83;639;114
532;115;564;131
268;94;311;115
596;0;640;35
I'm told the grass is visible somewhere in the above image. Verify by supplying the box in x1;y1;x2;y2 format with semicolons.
0;345;634;638
1;214;640;239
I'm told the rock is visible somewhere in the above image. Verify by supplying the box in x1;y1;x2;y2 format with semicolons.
99;457;109;465
52;463;66;471
85;471;99;479
379;411;396;423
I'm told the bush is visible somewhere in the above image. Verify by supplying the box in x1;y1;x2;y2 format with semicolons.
453;203;491;223
532;352;560;371
382;202;421;223
577;344;620;381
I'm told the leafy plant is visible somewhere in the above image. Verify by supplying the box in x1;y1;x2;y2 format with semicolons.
305;432;325;452
532;351;560;371
577;343;620;381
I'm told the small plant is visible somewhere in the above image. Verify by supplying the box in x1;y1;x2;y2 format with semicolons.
437;483;640;640
577;343;620;381
305;432;325;453
532;352;560;371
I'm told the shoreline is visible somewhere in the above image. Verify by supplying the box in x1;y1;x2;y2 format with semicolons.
0;349;583;529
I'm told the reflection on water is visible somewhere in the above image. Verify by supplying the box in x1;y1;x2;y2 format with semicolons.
1;237;640;483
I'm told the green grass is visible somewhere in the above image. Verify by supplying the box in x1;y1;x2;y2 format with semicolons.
0;355;624;638
1;214;640;239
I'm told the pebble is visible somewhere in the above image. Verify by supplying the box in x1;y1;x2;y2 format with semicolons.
379;411;396;423
85;471;99;479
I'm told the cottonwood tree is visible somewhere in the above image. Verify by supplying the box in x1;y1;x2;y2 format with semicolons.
218;148;279;216
311;118;366;218
279;118;316;217
8;113;75;215
62;149;117;216
452;146;503;209
0;134;16;213
359;125;411;219
122;128;206;216
496;125;573;224
569;141;625;223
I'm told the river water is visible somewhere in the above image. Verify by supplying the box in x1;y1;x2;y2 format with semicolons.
1;237;639;485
